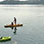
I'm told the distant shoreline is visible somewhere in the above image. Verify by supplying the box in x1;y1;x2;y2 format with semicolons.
0;1;44;5
0;3;44;5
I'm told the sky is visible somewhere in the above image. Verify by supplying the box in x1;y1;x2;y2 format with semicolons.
0;0;4;2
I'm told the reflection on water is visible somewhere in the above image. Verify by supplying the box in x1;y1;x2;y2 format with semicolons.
13;27;17;33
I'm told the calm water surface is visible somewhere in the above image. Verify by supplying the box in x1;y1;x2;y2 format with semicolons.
0;5;44;44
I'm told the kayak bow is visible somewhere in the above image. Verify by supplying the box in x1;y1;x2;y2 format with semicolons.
0;36;11;42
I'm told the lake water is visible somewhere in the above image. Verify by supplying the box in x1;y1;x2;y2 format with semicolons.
0;5;44;44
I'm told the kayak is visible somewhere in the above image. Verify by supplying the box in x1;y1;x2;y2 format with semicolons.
4;24;23;28
0;36;11;42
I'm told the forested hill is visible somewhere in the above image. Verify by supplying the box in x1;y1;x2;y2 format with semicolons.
0;0;44;4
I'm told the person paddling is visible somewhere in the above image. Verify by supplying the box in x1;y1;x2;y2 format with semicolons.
11;22;13;29
14;17;16;25
13;17;17;31
11;22;13;25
